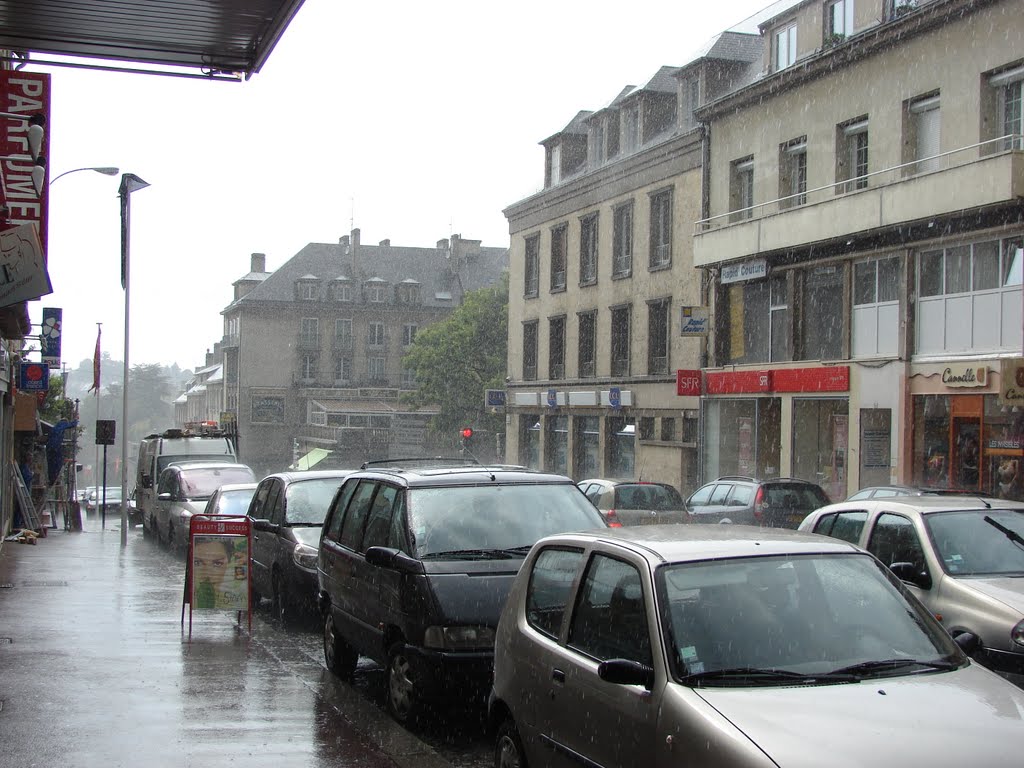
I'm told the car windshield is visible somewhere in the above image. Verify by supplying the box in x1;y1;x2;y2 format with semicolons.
925;509;1024;576
613;483;684;510
214;488;256;516
285;478;347;525
657;553;960;686
407;483;604;558
179;467;254;500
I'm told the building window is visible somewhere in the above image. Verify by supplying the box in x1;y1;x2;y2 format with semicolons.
334;356;352;385
622;105;639;153
773;22;797;71
335;318;352;350
660;417;677;442
524;234;540;297
549;316;566;380
827;0;854;39
589;118;606;167
838;117;869;192
647;298;670;375
523;321;539;380
401;368;417;388
365;281;387;303
612;202;633;278
402;323;417;348
610;305;631;377
780;137;807;208
853;255;900;358
367;321;385;348
580;213;599;285
397;282;422;304
299;317;319;346
297;281;318;301
578;310;596;378
548;143;562;186
332;281;353;302
916;237;1024;356
368;356;386;381
649;188;673;268
299;353;318;380
550;224;567;291
991;64;1024;150
723;274;791;364
908;94;941;174
730;157;754;221
800;265;844;361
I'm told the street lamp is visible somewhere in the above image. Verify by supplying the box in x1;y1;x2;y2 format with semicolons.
50;166;119;186
119;173;149;548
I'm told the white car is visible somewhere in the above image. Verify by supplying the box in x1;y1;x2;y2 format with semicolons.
490;525;1024;767
799;496;1024;687
155;462;256;551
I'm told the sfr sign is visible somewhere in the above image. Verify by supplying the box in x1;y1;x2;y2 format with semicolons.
676;369;702;396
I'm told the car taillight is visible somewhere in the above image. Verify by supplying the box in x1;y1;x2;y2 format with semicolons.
606;509;623;528
754;487;766;521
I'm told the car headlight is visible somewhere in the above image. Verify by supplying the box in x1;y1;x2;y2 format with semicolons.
292;543;319;571
1012;620;1024;648
423;625;495;650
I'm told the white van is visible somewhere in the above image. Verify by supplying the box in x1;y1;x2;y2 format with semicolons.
137;429;236;536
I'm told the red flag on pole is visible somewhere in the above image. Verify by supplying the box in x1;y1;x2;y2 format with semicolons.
88;326;101;393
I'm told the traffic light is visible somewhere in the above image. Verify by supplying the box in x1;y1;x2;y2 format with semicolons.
460;427;474;452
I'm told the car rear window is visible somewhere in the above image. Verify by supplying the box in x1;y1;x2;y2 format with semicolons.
763;483;830;510
407;483;605;558
613;483;684;510
180;467;255;499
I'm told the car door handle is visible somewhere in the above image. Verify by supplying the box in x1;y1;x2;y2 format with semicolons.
551;668;565;684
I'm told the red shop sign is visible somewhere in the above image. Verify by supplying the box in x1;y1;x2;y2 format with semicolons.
705;370;773;394
705;366;849;395
676;369;702;396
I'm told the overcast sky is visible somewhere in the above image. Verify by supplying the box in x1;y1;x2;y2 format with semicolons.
29;0;775;371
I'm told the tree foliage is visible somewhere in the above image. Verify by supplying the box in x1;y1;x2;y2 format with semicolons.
402;275;508;437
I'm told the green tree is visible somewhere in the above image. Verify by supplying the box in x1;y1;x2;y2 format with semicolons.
38;373;76;423
402;275;508;438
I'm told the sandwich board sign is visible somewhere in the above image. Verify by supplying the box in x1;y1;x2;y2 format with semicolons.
182;514;252;637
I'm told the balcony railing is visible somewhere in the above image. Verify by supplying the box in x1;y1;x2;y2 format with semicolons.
695;135;1023;234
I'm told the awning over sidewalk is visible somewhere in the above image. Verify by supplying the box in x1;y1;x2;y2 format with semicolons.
291;447;330;471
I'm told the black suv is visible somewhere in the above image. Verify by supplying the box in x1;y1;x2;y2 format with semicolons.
317;460;605;722
685;476;830;528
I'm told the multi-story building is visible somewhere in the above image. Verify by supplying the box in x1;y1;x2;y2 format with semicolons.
219;231;507;476
503;32;764;492
693;0;1024;500
174;347;225;429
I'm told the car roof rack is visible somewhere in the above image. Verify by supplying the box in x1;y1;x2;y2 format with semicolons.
715;475;757;482
360;456;481;470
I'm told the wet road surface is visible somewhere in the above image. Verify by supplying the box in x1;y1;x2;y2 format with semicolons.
0;514;490;768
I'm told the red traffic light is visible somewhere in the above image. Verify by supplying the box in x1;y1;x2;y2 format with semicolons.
461;427;474;439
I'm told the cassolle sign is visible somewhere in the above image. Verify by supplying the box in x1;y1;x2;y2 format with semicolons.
999;359;1024;407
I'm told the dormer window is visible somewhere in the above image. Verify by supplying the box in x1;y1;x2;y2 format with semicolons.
774;21;797;71
397;279;421;304
331;278;353;302
296;277;319;301
364;277;388;303
622;105;640;153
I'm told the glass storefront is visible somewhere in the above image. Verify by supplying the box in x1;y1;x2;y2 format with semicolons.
606;416;635;478
703;398;781;480
573;416;600;480
912;394;1024;500
792;398;849;501
519;413;541;470
545;415;569;476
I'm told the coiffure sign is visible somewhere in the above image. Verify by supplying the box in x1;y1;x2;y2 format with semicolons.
0;71;50;256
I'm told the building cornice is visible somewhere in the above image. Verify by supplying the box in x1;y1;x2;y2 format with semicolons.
504;130;703;235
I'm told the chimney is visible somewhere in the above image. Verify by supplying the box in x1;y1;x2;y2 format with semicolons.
205;349;214;368
251;252;266;273
339;235;350;253
378;239;390;247
436;238;450;251
351;228;361;249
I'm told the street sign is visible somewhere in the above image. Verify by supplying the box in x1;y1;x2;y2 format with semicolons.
41;307;62;368
95;419;116;445
546;388;558;408
18;361;48;391
608;387;621;410
679;306;710;336
485;389;507;407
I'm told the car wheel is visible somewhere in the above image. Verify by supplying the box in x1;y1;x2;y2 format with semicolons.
386;642;421;724
495;717;528;768
273;571;291;626
323;611;357;678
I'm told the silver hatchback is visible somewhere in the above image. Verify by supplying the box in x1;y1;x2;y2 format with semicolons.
800;496;1024;686
489;525;1024;768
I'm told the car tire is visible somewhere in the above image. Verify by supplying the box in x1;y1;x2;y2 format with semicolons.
495;717;528;768
273;571;292;626
323;611;357;679
386;641;421;724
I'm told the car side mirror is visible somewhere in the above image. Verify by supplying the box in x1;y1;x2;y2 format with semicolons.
953;631;980;656
890;561;932;590
364;546;424;574
598;658;654;690
157;492;171;501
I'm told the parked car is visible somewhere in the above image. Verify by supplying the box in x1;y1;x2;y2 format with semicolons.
86;486;123;516
799;496;1024;687
317;461;607;723
576;479;689;526
247;470;354;625
845;484;978;500
685;475;830;528
201;482;259;517
154;461;257;550
489;524;1024;768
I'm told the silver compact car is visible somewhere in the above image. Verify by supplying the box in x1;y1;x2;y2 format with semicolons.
489;525;1024;768
800;496;1024;686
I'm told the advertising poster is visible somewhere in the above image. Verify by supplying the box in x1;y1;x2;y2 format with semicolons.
191;534;249;611
737;416;753;475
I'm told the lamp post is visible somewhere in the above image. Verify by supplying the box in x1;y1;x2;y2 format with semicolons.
50;166;119;186
119;173;149;547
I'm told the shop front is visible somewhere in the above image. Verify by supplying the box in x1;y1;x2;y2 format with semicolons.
910;360;1024;500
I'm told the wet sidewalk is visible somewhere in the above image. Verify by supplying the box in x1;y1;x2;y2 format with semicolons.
0;516;452;768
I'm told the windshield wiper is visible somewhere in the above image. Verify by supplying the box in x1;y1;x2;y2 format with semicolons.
983;515;1024;551
680;666;857;686
828;658;957;678
420;548;520;560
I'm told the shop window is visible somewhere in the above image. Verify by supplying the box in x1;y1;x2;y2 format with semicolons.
852;256;899;358
916;236;1023;356
574;416;601;478
607;417;636;478
723;274;790;364
792;398;849;502
545;415;569;476
702;398;782;480
520;414;541;470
